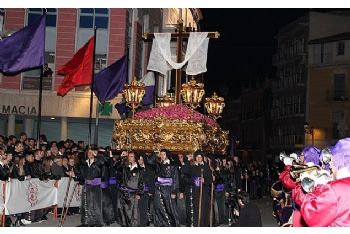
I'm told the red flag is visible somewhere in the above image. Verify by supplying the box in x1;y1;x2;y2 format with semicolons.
57;36;95;96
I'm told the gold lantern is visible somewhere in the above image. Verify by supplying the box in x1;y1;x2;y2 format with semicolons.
180;78;205;109
204;92;225;120
156;93;175;107
122;78;145;118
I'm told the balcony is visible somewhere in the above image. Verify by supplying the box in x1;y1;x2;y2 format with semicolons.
272;51;306;66
326;90;348;102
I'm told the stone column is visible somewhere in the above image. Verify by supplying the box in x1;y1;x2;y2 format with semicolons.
60;117;68;141
24;118;34;138
7;114;15;136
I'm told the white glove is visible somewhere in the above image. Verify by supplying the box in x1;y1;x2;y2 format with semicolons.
289;153;298;160
283;157;294;166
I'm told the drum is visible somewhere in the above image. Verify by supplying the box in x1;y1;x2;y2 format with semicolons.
271;181;283;198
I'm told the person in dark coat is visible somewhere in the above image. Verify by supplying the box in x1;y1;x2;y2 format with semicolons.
176;154;187;226
138;154;156;226
118;152;144;227
0;153;10;181
50;156;66;179
79;149;104;227
183;150;213;227
148;149;179;227
97;150;115;226
231;191;262;227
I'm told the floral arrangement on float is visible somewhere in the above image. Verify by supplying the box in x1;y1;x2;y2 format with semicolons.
134;104;218;127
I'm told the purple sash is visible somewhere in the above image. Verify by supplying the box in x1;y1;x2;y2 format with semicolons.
85;178;101;186
215;183;225;192
120;186;138;193
155;177;173;186
193;177;201;187
144;185;150;192
109;177;117;185
100;181;109;189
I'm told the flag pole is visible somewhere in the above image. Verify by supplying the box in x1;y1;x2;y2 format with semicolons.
36;9;46;149
94;101;99;146
36;66;44;149
88;27;97;147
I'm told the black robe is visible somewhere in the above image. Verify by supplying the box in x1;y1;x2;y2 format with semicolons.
187;162;213;227
149;156;179;227
213;168;227;225
118;163;144;227
177;162;187;225
96;156;115;225
107;157;119;224
80;159;104;226
138;164;155;226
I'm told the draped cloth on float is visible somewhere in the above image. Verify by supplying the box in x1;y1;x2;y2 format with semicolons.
147;32;209;76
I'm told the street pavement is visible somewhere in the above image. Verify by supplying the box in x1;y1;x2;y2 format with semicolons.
27;196;278;227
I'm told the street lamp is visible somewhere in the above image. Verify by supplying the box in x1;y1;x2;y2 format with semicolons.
204;92;225;120
304;121;314;146
180;78;205;109
122;78;145;118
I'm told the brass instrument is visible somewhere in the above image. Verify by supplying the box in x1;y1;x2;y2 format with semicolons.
301;170;333;193
291;162;309;170
290;166;320;179
320;148;333;165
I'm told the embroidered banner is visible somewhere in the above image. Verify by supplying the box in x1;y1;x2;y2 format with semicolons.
57;178;82;208
5;179;57;215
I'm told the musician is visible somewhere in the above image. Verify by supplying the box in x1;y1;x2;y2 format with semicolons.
184;150;213;227
80;149;104;227
118;152;144;227
279;146;320;227
294;138;350;226
149;149;179;227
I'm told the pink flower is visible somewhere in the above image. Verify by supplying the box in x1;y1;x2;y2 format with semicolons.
134;104;218;127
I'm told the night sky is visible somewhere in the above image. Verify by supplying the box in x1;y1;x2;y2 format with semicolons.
199;8;336;100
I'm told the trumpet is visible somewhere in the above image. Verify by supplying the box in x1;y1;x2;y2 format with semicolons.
320;148;333;165
291;162;309;170
290;166;320;179
301;170;333;193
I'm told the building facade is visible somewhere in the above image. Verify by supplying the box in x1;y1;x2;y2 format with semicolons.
270;11;350;155
0;8;201;146
223;76;273;163
307;32;350;148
